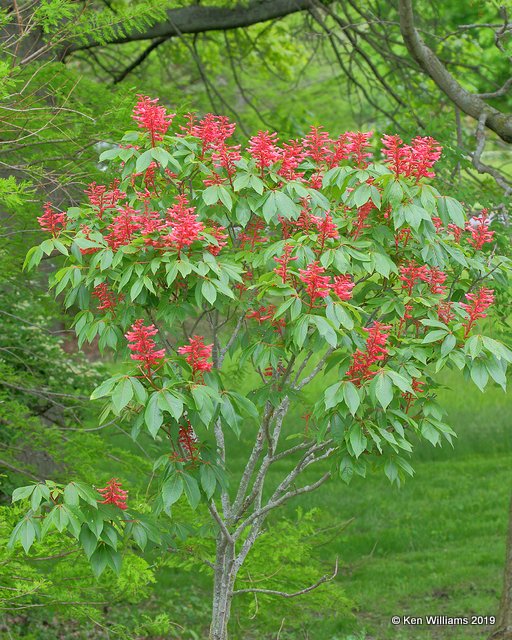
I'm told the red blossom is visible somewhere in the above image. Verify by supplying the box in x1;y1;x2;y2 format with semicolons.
93;283;123;311
239;218;268;250
460;288;494;338
466;210;494;250
178;335;213;375
346;322;392;385
248;131;280;171
37;202;66;237
125;319;166;374
302;126;333;165
316;212;339;248
132;95;174;145
351;200;376;239
448;223;463;243
212;143;242;178
332;274;354;301
399;261;429;296
162;195;204;255
299;262;331;304
85;180;125;218
421;267;447;295
274;243;297;283
432;216;444;232
382;134;441;180
175;421;200;463
188;114;236;156
294;198;320;232
278;140;306;181
105;206;143;250
206;222;228;256
346;131;373;167
97;478;128;510
328;133;350;167
437;300;455;324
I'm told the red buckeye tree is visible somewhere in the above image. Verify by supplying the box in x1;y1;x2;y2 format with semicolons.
13;96;512;639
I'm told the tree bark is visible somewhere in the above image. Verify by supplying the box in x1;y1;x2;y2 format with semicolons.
490;493;512;640
210;534;237;640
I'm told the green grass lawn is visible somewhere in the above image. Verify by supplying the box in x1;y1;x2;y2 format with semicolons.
285;373;512;639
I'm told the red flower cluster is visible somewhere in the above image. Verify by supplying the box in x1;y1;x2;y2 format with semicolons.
97;478;128;510
206;223;228;255
132;95;174;145
85;180;125;219
248;131;280;170
178;335;213;375
162;195;204;255
382;135;442;180
346;322;392;385
317;212;339;248
176;421;200;463
399;261;428;296
125;320;166;374
332;274;354;301
239;218;268;250
274;244;297;283
37;202;66;237
187;113;237;156
460;288;494;338
105;206;143;250
92;283;123;311
246;305;286;332
438;300;455;324
299;262;331;304
466;210;494;250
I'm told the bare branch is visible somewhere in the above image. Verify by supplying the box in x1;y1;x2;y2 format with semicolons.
233;557;338;597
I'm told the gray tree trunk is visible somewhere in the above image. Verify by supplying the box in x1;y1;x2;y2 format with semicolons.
209;534;236;640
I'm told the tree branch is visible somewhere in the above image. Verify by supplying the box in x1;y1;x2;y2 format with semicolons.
233;557;338;597
398;0;512;143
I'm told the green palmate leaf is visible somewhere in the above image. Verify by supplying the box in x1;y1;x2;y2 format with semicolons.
79;525;98;559
12;485;36;503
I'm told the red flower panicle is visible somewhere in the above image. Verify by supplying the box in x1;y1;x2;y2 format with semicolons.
178;336;213;375
302;126;333;165
382;134;441;180
299;262;331;304
125;320;166;374
163;195;204;255
206;223;228;256
105;206;142;250
346;322;392;385
85;180;125;218
351;200;376;239
248;131;280;171
188;113;236;155
278;140;305;181
97;478;128;510
346;131;373;167
132;95;174;145
399;261;428;296
422;267;447;295
438;300;455;324
332;274;354;301
460;288;494;338
37;202;66;237
93;283;123;311
466;210;494;250
274;244;297;283
316;212;339;247
239;218;268;250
